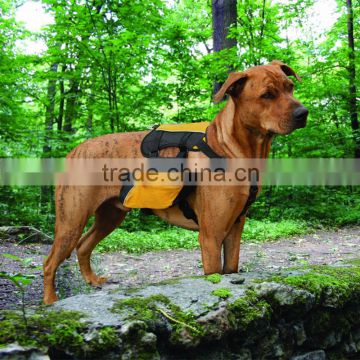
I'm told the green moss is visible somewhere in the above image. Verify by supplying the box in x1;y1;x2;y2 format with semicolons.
344;259;360;266
211;288;232;299
43;316;85;352
0;311;29;346
270;264;360;304
225;263;360;333
227;290;271;331
111;294;169;322
0;310;120;357
154;278;184;285
0;310;86;349
111;294;204;341
205;273;222;284
87;327;119;353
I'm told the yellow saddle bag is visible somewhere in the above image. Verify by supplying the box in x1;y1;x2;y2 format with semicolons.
119;122;217;210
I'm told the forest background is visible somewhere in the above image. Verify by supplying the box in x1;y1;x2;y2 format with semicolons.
0;0;359;253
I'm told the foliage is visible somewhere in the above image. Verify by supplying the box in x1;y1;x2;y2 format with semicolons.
95;227;197;254
0;187;54;232
249;186;360;227
95;215;308;254
0;0;359;251
0;253;38;326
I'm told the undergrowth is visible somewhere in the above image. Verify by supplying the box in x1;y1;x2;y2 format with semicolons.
95;217;308;254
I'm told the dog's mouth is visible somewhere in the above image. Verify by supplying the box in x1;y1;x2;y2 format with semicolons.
275;119;307;135
293;118;307;130
265;112;308;135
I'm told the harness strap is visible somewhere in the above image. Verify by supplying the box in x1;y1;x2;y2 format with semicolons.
179;200;199;225
131;122;259;224
194;138;222;159
177;140;258;225
236;184;259;221
179;184;259;226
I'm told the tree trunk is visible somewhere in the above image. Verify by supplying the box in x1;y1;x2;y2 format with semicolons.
63;78;79;133
212;0;237;96
41;63;58;212
346;0;360;158
87;90;94;134
57;65;66;131
43;63;58;155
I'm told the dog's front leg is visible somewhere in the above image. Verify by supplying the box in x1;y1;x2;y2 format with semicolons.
198;228;224;274
196;187;249;275
223;216;246;273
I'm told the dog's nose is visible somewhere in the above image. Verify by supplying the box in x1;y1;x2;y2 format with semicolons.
293;106;309;123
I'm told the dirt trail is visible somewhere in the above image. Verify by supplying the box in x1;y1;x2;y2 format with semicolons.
1;226;359;310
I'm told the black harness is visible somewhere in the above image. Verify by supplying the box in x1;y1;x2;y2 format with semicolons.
141;124;220;159
179;183;258;225
125;124;258;224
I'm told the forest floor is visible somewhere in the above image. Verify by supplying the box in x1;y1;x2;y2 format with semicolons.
0;226;360;310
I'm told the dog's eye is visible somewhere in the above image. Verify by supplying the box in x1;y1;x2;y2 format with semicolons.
261;91;275;99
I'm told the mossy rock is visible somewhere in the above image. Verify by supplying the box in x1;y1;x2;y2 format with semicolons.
0;310;120;358
269;264;360;307
2;262;360;359
227;289;272;331
112;294;204;347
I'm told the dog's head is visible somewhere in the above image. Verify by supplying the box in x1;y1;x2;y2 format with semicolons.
214;60;308;135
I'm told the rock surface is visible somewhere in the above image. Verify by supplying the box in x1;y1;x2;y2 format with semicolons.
1;261;360;359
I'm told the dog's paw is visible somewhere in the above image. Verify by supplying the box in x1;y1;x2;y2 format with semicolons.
43;293;59;305
88;275;108;286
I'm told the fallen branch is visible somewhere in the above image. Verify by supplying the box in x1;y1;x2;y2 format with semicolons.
17;228;53;245
0;226;53;244
156;307;201;334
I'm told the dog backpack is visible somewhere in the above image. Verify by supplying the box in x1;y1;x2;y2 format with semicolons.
119;122;219;210
119;122;258;223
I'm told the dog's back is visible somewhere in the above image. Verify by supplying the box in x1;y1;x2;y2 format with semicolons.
66;131;148;159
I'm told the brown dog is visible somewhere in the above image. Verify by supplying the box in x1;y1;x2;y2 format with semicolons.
43;60;308;304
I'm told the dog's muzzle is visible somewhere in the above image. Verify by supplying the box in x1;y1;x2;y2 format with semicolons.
292;106;308;129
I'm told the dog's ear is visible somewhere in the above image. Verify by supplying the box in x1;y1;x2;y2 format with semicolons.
213;72;248;104
270;60;301;81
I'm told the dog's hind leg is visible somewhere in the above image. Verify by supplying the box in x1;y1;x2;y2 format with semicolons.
43;212;89;305
76;200;126;286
